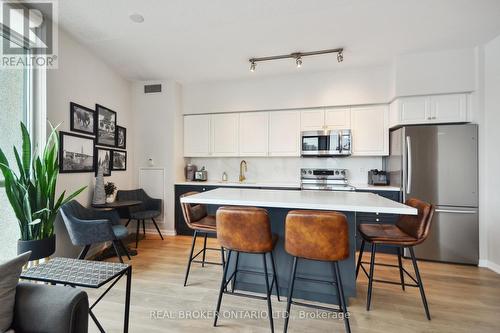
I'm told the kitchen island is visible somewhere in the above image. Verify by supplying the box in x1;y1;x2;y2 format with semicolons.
180;188;416;305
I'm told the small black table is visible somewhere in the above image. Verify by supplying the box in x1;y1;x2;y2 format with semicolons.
21;257;132;333
91;200;142;209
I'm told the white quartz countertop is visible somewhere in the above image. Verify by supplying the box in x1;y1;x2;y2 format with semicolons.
175;181;400;191
180;188;416;215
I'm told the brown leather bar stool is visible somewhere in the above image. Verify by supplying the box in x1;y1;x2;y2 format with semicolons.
356;198;434;320
180;192;225;286
284;210;351;333
214;206;280;333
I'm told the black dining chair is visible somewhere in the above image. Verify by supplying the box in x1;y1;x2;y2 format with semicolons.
116;189;164;248
60;200;130;263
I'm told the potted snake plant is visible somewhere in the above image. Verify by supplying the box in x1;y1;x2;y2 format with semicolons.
0;122;86;261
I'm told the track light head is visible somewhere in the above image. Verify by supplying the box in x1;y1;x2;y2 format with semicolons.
337;50;344;63
296;56;302;68
250;60;256;72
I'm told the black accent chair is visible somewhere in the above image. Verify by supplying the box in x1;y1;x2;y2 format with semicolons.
116;189;164;248
60;200;130;263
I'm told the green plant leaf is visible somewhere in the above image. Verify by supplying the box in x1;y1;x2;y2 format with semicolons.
20;122;32;180
60;186;87;206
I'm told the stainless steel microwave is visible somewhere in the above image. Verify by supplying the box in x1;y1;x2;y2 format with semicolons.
301;130;351;157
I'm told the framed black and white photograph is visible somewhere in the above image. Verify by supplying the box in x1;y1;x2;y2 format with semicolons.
112;150;127;171
116;126;126;149
95;147;112;176
70;102;95;135
59;132;95;173
96;104;117;147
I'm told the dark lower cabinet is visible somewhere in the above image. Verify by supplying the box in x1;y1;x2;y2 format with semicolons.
355;189;402;254
174;184;300;236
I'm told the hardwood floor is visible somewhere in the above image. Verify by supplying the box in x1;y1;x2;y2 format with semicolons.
87;235;500;332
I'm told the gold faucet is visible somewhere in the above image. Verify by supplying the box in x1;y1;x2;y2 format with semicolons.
239;160;247;182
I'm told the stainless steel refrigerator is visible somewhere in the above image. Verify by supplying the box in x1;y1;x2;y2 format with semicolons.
384;124;478;264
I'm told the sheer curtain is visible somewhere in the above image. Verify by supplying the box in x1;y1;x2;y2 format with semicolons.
0;39;28;261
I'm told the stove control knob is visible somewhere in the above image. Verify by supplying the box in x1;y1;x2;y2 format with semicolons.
308;170;312;174
341;170;346;175
302;170;306;174
335;170;339;175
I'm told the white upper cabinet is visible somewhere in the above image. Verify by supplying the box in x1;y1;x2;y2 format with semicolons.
184;115;211;157
324;107;350;130
269;110;301;156
429;94;467;123
211;113;239;156
300;109;324;131
239;112;269;156
300;107;351;131
393;93;469;127
351;105;389;156
399;96;430;124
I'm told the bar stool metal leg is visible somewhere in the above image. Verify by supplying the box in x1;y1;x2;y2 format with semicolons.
356;240;365;279
262;253;275;333
409;247;431;320
284;256;298;333
202;233;208;267
231;251;240;292
333;261;351;333
214;250;232;327
184;230;198;287
269;252;281;301
366;243;377;311
397;247;405;291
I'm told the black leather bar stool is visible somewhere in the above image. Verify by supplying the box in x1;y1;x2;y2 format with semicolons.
214;206;280;333
180;192;225;286
284;210;351;333
356;197;435;320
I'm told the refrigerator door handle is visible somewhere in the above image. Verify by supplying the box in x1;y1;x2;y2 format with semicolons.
406;135;412;195
435;208;478;214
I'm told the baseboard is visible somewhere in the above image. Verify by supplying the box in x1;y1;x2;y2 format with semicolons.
143;228;177;236
479;259;500;274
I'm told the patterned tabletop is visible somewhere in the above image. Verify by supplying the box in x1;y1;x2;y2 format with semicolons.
20;257;130;288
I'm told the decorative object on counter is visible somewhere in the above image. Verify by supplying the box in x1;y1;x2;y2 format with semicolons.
95;147;112;176
194;166;207;181
96;104;117;147
116;125;126;149
0;123;86;261
59;131;95;173
105;182;117;203
185;163;197;181
70;102;95;136
222;171;228;182
112;150;127;170
92;167;106;205
148;158;154;167
367;169;390;186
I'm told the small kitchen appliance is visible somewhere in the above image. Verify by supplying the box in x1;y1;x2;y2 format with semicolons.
194;166;208;181
367;169;390;185
300;168;354;191
185;164;197;181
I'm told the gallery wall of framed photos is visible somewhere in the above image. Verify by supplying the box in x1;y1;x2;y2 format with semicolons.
60;102;127;176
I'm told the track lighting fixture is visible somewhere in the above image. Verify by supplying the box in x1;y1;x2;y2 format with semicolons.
337;50;343;63
249;47;343;71
295;56;302;68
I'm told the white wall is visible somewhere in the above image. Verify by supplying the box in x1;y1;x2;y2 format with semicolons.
132;80;184;235
183;65;392;114
47;30;134;257
393;48;476;98
480;35;500;272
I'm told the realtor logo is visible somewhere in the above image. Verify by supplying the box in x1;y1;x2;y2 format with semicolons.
1;0;58;68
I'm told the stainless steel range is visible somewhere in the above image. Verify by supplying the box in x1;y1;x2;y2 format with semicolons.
300;168;355;191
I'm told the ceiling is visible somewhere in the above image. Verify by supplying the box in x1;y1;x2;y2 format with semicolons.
56;0;500;83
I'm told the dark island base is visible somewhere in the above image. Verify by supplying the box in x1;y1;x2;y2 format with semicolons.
222;208;357;305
